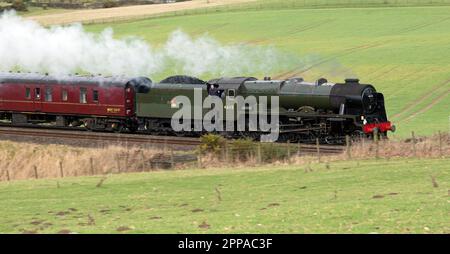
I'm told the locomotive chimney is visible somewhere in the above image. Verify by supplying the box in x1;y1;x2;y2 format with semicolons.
345;78;360;84
316;78;327;86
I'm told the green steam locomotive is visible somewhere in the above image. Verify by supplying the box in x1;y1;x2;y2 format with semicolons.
0;73;394;144
134;75;395;143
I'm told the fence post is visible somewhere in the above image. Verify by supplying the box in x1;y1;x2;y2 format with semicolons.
170;148;175;168
6;170;10;182
361;135;365;150
116;157;121;173
140;150;146;172
316;138;321;163
438;131;443;157
33;165;38;179
197;153;202;168
225;142;230;162
257;143;262;164
374;128;379;159
89;157;94;175
287;140;291;162
59;161;64;178
411;131;416;157
125;152;129;173
346;135;351;159
297;141;301;157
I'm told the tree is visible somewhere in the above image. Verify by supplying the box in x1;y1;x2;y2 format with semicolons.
11;0;28;11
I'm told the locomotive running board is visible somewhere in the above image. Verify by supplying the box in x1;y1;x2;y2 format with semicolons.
279;127;324;133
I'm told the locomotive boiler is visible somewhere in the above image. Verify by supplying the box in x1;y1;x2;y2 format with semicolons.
136;75;394;143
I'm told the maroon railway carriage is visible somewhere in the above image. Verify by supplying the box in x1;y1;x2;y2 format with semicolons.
0;72;151;132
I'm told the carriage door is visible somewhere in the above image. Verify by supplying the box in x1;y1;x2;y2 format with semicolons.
33;86;42;111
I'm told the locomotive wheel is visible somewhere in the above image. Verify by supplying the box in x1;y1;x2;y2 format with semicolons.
174;131;185;137
127;125;138;133
83;119;94;131
112;123;125;133
325;136;344;145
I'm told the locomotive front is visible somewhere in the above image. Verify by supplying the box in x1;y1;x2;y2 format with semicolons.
329;78;395;136
241;77;395;138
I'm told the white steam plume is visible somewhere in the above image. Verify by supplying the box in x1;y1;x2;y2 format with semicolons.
0;11;162;76
0;11;295;78
164;30;288;76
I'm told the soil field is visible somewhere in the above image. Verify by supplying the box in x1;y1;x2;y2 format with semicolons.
26;0;257;25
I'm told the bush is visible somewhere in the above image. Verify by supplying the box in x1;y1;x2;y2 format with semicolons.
199;134;226;155
260;143;288;162
199;134;291;163
230;138;254;161
103;0;119;8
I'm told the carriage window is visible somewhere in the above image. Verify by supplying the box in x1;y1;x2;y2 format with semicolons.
35;88;40;99
25;88;31;99
45;87;52;102
80;88;87;104
93;90;99;102
228;89;236;97
62;89;68;101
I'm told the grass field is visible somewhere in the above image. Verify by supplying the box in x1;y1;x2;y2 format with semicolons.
82;4;450;138
0;157;448;233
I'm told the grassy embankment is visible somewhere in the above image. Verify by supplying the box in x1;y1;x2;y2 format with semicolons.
0;157;448;233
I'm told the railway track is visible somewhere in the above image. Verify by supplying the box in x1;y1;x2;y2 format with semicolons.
0;125;344;155
0;126;201;147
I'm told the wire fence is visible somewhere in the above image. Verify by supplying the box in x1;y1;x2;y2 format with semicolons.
0;130;448;181
195;131;449;166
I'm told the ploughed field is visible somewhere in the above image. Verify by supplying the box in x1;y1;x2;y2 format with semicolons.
25;0;257;25
0;158;448;233
84;4;450;138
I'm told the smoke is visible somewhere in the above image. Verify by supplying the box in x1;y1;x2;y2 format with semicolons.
0;11;296;78
163;30;291;76
0;11;162;76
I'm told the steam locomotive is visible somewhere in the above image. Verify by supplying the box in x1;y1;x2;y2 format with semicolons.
0;72;395;144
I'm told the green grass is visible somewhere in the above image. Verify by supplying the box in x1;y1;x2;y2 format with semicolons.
83;5;450;138
0;158;448;233
240;0;450;10
91;0;450;21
